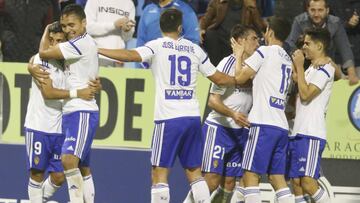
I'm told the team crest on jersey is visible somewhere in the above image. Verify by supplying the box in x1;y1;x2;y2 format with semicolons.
34;156;40;165
348;86;360;132
165;89;193;100
213;160;219;168
269;96;285;110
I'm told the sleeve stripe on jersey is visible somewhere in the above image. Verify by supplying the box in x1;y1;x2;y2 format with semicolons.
201;55;209;64
256;49;264;58
71;32;87;43
41;60;49;69
221;56;235;74
145;46;155;54
68;41;82;55
318;67;330;78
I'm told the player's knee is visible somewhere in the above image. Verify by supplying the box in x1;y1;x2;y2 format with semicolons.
300;177;317;194
223;177;236;191
50;172;65;186
30;169;44;182
204;173;221;192
61;154;79;170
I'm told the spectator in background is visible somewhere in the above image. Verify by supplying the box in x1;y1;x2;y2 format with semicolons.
286;0;359;85
76;0;87;8
85;0;136;67
200;0;266;66
329;0;360;78
0;0;57;62
136;0;200;48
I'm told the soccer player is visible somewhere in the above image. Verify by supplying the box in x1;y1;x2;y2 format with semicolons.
98;8;237;203
25;21;97;203
199;24;258;203
38;4;99;203
289;28;334;203
233;16;294;203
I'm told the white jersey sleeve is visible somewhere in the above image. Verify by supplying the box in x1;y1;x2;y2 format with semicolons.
309;65;334;90
198;47;216;77
210;56;235;95
245;46;267;72
135;40;158;62
59;40;83;60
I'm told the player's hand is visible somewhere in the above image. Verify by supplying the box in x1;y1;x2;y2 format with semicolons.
348;11;359;27
114;17;135;32
200;29;206;44
77;87;96;101
28;64;50;85
231;37;245;58
347;67;359;85
292;49;305;71
88;77;102;93
232;112;250;127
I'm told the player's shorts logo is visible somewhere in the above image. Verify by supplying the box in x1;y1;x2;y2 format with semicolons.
34;156;40;165
348;86;360;132
213;160;219;168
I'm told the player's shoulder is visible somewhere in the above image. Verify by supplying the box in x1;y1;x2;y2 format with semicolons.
217;54;236;73
317;63;335;78
173;0;193;12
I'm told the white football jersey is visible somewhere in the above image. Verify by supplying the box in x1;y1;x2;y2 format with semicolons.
59;33;99;113
292;63;335;140
24;54;65;134
135;37;217;120
245;45;292;130
206;55;252;129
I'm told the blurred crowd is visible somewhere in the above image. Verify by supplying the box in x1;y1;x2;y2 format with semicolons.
0;0;359;83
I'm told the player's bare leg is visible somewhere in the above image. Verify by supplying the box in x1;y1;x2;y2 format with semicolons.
42;172;65;201
151;166;170;203
230;178;246;203
28;169;44;203
243;171;261;203
301;176;330;203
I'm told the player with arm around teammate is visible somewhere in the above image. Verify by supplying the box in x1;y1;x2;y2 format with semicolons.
232;16;295;203
98;8;237;203
25;21;98;203
289;28;335;203
38;4;100;203
187;24;259;203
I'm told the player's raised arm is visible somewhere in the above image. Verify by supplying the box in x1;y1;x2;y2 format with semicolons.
207;71;236;87
98;48;142;62
39;24;64;60
231;38;256;85
292;49;321;102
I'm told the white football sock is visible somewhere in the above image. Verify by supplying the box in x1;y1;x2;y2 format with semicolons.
244;186;261;203
65;168;84;203
83;175;95;203
42;177;61;201
151;183;170;203
28;178;43;203
190;178;210;203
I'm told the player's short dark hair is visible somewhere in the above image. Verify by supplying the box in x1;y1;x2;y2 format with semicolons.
306;0;329;8
268;16;291;42
231;24;256;40
48;21;63;33
61;4;86;20
305;27;331;52
160;8;182;33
